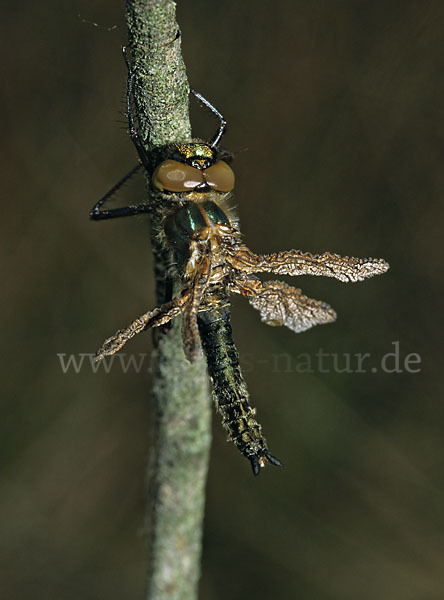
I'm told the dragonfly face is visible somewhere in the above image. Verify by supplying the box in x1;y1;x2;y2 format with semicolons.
91;80;390;476
152;143;235;193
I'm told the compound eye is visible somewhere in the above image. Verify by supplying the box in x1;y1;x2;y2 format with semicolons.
204;161;235;191
152;160;204;192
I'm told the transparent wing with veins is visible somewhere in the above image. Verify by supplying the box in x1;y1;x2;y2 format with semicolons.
224;243;389;282
95;233;389;362
181;250;212;363
95;245;211;362
225;239;388;334
231;277;337;333
94;290;191;361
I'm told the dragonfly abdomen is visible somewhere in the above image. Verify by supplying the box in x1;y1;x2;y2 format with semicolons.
197;306;282;475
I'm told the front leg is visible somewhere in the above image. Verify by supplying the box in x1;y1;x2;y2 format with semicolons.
123;46;152;171
89;164;151;221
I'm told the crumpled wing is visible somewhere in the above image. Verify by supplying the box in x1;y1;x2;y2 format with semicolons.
225;243;389;283
95;240;212;364
182;253;211;363
231;278;337;333
95;289;191;361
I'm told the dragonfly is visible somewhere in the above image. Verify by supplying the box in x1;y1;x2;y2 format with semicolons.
91;62;389;476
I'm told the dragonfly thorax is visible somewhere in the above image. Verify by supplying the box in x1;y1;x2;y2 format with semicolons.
163;199;234;273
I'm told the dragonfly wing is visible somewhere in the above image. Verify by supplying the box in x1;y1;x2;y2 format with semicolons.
182;248;212;363
232;278;336;333
225;243;389;283
95;289;191;361
182;308;201;363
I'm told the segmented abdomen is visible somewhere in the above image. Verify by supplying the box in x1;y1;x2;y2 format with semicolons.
197;306;280;475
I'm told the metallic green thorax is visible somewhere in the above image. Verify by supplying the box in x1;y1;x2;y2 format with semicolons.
201;200;230;226
163;199;231;271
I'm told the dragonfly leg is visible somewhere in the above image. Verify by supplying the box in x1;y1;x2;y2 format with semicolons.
89;164;152;220
191;89;227;148
90;47;155;221
123;46;152;171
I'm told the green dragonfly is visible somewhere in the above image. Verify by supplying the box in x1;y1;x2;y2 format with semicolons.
91;65;389;476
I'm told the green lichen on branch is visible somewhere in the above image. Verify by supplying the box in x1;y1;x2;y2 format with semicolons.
126;0;191;148
126;2;211;599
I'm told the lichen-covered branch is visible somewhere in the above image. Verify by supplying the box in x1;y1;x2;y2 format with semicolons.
126;2;211;599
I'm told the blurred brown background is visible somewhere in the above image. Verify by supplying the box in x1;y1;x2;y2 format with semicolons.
1;1;443;599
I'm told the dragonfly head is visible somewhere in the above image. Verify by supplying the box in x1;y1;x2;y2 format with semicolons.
152;142;235;193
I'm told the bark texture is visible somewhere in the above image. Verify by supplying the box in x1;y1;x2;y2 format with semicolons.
126;2;212;599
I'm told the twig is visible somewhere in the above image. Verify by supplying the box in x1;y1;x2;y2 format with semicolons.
126;2;212;599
